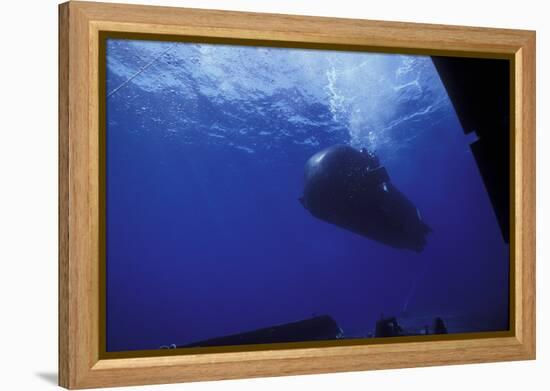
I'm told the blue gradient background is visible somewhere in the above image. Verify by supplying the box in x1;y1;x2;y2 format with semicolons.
105;39;509;352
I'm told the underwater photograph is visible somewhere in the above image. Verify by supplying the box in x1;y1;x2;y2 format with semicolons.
104;38;510;353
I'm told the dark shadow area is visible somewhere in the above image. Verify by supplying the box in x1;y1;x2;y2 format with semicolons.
169;314;451;349
179;315;341;348
35;372;58;386
432;56;510;243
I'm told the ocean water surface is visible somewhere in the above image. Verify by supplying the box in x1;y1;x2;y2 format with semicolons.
105;39;509;352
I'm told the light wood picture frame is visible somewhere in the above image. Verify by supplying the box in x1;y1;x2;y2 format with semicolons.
59;1;536;389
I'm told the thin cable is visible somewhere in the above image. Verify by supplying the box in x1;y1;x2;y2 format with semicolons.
402;258;430;314
107;44;176;98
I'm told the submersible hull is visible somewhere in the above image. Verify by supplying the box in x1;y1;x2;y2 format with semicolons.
300;145;431;252
180;315;341;348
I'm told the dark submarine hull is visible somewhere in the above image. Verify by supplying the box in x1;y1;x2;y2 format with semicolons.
179;315;341;348
300;145;431;252
432;56;510;243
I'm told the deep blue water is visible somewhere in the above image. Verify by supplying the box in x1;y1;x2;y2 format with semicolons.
105;39;509;352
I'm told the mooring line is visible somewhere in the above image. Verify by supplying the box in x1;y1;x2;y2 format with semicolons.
107;44;176;99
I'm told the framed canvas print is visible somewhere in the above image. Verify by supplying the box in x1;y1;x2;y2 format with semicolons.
58;1;536;389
